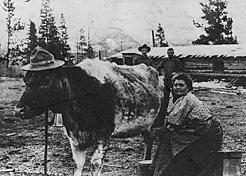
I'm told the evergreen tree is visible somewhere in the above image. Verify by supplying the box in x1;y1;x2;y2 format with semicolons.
85;44;95;59
38;0;49;47
78;28;87;52
58;13;71;61
155;23;168;47
26;20;38;58
193;0;237;45
9;39;29;65
38;0;63;60
75;28;87;63
47;14;63;60
2;0;24;66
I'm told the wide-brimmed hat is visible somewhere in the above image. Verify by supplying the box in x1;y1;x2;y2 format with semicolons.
21;47;64;71
138;44;151;52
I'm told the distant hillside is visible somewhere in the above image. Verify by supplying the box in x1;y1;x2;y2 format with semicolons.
90;27;140;56
1;0;246;52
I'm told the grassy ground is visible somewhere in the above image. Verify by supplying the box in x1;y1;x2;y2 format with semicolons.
0;77;246;175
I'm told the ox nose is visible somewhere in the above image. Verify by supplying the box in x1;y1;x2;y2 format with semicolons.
14;106;25;117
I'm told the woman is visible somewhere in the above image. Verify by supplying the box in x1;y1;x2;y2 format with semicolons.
149;73;223;176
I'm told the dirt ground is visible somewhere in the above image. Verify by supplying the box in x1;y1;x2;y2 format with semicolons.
0;77;246;176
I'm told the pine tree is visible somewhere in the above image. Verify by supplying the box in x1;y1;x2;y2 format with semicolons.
58;13;71;61
38;0;63;60
47;14;63;60
79;28;87;51
155;23;168;47
2;0;24;66
38;0;49;47
26;20;38;58
193;0;237;45
75;28;87;63
85;44;94;59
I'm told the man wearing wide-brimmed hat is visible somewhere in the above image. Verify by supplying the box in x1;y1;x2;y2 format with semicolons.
134;44;153;66
21;46;65;126
21;46;65;71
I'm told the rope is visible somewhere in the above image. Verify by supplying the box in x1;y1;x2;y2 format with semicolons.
44;110;49;175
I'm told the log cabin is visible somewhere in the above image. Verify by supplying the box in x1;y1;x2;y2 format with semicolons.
107;44;246;85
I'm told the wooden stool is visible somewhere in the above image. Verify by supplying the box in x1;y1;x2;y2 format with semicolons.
212;151;242;176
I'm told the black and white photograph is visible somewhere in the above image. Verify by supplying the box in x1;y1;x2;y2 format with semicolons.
0;0;246;175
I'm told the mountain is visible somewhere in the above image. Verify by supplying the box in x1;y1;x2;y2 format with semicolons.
81;27;140;57
1;0;246;52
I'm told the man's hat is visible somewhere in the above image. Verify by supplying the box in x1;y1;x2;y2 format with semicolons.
138;44;151;52
21;47;64;71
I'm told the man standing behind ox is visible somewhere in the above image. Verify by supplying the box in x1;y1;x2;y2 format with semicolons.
134;44;153;66
152;47;184;128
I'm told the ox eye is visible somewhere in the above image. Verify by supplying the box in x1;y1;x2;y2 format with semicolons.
40;76;50;84
26;86;31;91
43;76;50;81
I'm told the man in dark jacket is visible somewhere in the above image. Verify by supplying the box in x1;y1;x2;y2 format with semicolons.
152;47;184;128
134;44;153;66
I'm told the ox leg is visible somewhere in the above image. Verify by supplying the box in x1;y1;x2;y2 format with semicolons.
142;131;153;160
67;134;87;176
91;140;108;176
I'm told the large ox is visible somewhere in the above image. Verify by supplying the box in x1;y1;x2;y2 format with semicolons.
15;59;161;176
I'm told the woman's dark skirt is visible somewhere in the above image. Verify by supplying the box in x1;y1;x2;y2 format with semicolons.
150;119;223;176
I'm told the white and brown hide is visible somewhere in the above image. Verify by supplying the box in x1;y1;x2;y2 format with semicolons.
78;59;161;137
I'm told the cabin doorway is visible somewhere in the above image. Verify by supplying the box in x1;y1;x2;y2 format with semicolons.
212;58;224;72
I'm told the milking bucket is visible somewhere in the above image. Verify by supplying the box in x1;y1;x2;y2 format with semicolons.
138;160;152;176
53;113;63;127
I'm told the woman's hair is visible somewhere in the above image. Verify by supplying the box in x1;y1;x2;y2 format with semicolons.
171;73;193;91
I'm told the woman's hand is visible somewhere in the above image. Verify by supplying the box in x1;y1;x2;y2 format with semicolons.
150;126;168;138
150;128;160;138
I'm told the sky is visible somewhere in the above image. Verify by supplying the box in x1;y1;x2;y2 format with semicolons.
0;0;246;50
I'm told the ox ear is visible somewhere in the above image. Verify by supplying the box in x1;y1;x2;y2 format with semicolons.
59;66;88;82
59;66;83;75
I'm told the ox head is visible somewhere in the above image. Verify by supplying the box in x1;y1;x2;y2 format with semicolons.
15;69;65;119
15;47;66;119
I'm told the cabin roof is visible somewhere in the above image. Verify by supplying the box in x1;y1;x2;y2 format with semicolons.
108;44;246;59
